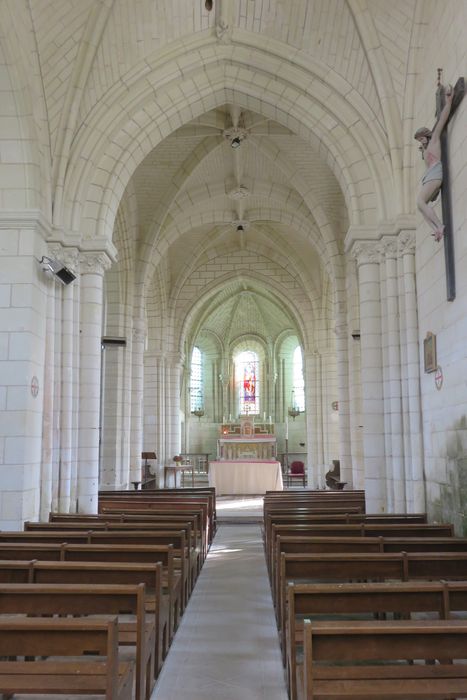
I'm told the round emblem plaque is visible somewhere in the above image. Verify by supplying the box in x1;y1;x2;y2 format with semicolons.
31;375;39;398
434;366;443;391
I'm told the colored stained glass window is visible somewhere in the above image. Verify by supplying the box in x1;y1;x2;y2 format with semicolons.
190;346;203;411
236;350;259;414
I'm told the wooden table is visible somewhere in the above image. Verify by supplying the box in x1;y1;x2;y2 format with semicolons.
164;465;185;488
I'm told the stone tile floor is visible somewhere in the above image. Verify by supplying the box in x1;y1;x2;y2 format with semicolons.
152;498;288;699
12;498;288;700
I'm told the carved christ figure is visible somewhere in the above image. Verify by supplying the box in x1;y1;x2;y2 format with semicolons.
414;85;454;241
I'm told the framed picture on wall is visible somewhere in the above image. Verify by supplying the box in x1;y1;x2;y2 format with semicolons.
424;332;437;373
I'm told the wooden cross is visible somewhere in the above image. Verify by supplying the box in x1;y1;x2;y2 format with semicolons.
435;71;464;301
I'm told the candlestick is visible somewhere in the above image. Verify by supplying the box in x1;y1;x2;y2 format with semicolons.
285;416;289;439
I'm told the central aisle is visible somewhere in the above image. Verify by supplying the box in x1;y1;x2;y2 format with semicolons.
152;523;288;700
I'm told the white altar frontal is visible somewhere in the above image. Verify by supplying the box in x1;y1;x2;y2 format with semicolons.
209;419;283;495
209;460;283;495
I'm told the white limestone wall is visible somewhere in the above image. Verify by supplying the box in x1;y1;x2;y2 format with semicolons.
414;4;467;533
0;220;48;528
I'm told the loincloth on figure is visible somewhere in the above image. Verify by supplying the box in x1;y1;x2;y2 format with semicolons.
421;160;443;201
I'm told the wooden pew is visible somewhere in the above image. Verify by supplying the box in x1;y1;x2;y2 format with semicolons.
48;511;204;574
0;542;63;561
98;500;209;561
0;582;155;700
0;529;189;614
26;520;197;600
265;519;454;576
278;550;467;657
0;617;134;700
0;559;34;582
264;489;366;513
99;486;217;538
301;619;467;700
30;559;168;672
0;541;177;657
98;493;212;553
271;534;467;602
287;580;467;700
60;544;177;657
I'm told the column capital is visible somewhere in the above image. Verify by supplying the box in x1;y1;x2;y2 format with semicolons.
48;243;80;275
351;240;381;267
379;236;398;260
398;230;416;256
79;251;112;276
344;225;378;253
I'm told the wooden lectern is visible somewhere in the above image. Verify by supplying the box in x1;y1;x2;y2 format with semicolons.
141;452;157;484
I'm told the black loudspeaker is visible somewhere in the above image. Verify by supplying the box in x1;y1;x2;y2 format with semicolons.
39;256;76;285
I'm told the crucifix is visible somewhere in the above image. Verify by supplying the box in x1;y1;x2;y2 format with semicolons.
435;71;464;301
432;68;465;301
414;71;464;300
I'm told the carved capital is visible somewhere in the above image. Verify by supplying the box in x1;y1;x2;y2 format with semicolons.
398;230;416;256
351;241;380;267
48;244;80;274
79;252;112;276
379;237;398;259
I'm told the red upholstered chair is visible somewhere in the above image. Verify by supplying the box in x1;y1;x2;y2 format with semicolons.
285;460;306;487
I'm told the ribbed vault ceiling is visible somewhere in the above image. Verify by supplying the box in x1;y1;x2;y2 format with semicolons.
128;104;344;346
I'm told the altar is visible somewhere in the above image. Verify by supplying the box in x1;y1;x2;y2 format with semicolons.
217;420;277;460
208;460;283;495
209;419;283;494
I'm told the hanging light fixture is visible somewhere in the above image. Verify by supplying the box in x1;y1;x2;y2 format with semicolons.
288;390;301;420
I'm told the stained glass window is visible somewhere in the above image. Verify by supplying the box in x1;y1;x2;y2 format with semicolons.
293;345;305;411
190;346;203;411
236;350;259;414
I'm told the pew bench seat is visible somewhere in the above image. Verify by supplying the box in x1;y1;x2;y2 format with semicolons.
0;617;134;700
0;582;156;700
299;619;467;700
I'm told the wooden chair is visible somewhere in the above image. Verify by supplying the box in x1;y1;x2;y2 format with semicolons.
285;461;306;487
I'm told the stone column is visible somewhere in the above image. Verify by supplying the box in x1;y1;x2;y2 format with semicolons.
130;314;145;484
59;263;78;511
381;237;406;512
334;321;352;487
400;231;425;512
39;277;56;520
166;353;182;458
77;252;111;513
304;350;324;488
346;258;364;488
49;248;80;513
352;241;386;512
158;353;167;466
